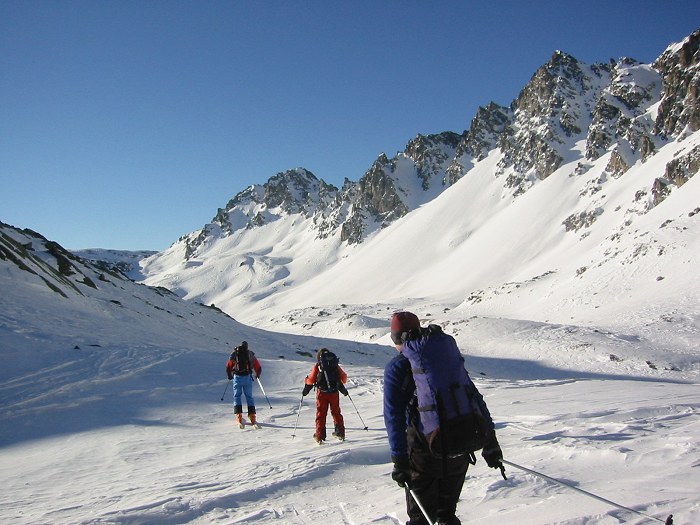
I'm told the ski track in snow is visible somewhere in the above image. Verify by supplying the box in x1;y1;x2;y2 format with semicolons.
2;349;697;525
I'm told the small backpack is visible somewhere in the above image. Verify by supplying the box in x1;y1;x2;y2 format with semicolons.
232;346;251;376
401;325;490;456
317;350;340;393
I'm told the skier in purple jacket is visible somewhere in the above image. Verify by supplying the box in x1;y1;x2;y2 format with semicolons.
384;311;503;525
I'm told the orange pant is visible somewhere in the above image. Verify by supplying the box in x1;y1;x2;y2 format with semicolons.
315;390;344;439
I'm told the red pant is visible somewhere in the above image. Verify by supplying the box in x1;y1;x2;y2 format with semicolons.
315;390;344;439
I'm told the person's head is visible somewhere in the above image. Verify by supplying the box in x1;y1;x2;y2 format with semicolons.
240;341;248;350
390;311;421;350
317;347;329;361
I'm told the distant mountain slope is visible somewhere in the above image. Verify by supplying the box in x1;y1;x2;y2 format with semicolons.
0;221;241;350
73;248;157;281
0;222;382;367
139;29;700;336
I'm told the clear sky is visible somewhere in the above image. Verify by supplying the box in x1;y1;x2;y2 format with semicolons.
2;1;698;251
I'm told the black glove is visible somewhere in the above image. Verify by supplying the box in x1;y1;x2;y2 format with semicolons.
339;383;348;396
302;384;312;396
391;456;411;488
227;375;233;381
481;432;503;469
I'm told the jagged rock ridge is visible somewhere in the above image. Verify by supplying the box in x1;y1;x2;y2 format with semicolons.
178;29;699;262
139;29;700;324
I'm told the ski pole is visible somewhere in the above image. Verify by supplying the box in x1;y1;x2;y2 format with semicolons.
220;379;231;401
346;392;368;431
291;394;304;439
406;485;435;525
256;377;273;409
501;460;673;525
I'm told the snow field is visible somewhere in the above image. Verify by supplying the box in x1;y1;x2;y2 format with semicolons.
2;336;697;524
2;219;699;523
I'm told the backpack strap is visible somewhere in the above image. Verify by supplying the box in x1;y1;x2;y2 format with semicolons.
322;367;332;390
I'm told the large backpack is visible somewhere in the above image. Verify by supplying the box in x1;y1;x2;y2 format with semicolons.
401;325;490;456
231;346;251;376
317;350;340;393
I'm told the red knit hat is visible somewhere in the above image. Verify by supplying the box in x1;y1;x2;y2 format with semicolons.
390;311;421;344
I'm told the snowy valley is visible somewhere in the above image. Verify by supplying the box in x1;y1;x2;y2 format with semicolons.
2;29;700;525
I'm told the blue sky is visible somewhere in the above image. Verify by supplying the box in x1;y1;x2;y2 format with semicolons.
2;1;698;251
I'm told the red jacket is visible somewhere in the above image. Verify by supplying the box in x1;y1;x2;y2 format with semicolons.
226;350;262;379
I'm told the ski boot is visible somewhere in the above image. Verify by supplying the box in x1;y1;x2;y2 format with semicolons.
332;425;345;441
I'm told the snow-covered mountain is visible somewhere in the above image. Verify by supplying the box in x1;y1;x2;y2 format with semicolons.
0;222;377;364
141;30;700;342
2;29;700;525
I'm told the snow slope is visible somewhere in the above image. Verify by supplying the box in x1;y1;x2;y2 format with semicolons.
1;314;697;524
218;130;700;366
138;124;700;353
1;223;699;524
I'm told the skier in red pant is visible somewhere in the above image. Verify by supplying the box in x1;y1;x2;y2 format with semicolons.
302;348;348;443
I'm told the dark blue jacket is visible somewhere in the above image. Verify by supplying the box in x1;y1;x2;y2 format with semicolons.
383;352;416;460
383;349;495;461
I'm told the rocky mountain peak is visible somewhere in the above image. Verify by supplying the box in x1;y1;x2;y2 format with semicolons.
168;28;700;264
653;28;700;136
184;168;341;258
338;153;406;244
513;50;588;127
463;102;513;161
336;132;466;243
402;132;464;190
227;168;327;211
495;50;611;189
586;57;661;174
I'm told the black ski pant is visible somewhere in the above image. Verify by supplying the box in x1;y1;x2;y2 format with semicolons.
405;447;470;525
